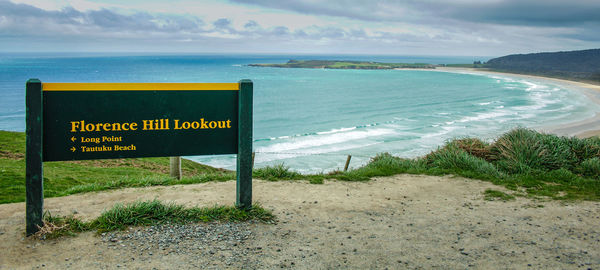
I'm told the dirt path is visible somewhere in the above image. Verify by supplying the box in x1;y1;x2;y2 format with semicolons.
1;174;599;269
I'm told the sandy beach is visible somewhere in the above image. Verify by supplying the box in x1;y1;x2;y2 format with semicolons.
433;67;600;138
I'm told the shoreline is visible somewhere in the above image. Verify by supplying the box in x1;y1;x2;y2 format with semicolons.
425;67;600;138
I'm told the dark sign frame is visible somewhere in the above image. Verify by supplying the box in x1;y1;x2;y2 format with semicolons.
25;79;253;235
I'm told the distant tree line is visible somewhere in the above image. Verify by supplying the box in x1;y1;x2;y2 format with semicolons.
485;49;600;83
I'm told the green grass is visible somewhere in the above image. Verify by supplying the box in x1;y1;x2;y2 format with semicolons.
0;131;234;204
36;200;275;239
484;189;516;201
4;128;600;203
251;60;435;69
326;128;600;200
0;130;25;157
255;129;600;201
253;163;327;184
253;163;302;180
326;61;433;69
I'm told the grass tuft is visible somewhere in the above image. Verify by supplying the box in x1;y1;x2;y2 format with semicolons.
35;211;91;239
452;138;492;160
3;128;600;204
253;164;302;180
329;128;600;200
425;144;503;179
483;189;516;201
34;200;275;238
577;157;600;177
329;153;428;181
490;128;580;173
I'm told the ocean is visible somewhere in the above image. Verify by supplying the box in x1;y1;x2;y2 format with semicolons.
1;54;598;173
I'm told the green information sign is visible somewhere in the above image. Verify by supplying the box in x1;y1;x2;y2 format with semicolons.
26;79;253;235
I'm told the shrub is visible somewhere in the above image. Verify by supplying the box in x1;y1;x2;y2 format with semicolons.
426;144;502;178
367;152;407;170
569;137;600;161
536;133;578;170
577;157;600;178
253;164;301;180
488;128;578;173
545;168;579;184
450;138;492;160
489;128;545;173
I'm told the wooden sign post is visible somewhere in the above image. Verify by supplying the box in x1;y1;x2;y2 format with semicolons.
25;79;253;235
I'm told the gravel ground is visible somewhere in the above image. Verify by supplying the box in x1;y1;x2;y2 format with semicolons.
100;222;258;269
1;175;599;269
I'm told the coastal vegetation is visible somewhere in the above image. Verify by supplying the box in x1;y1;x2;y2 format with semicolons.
248;60;435;69
35;200;274;239
444;63;488;68
254;128;600;200
325;128;600;200
2;128;599;203
0;130;235;204
485;48;600;83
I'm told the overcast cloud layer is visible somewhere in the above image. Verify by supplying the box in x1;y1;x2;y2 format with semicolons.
1;0;599;56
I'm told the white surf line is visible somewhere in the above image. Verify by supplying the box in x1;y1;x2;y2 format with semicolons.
416;67;600;137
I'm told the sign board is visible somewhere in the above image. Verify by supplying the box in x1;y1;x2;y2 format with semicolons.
26;79;253;235
42;83;240;161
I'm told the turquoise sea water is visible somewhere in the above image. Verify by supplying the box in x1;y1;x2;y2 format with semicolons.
1;54;598;173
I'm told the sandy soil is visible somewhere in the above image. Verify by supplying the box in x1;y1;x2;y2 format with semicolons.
1;175;599;269
432;67;600;138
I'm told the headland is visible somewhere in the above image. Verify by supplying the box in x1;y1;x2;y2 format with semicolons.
248;59;435;69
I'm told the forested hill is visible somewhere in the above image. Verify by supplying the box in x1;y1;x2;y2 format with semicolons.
486;49;600;83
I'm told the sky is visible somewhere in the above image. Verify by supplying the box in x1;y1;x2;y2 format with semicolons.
1;0;599;57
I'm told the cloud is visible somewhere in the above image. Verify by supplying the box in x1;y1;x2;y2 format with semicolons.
223;0;600;55
0;0;427;43
213;18;232;29
230;0;600;27
419;0;600;26
230;0;418;22
0;0;206;36
0;0;598;55
244;20;258;29
559;22;600;41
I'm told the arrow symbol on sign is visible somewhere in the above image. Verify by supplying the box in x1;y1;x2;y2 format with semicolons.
70;147;76;152
71;136;76;142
